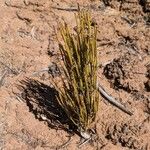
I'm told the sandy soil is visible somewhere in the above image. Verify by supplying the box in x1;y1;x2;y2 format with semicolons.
0;0;150;149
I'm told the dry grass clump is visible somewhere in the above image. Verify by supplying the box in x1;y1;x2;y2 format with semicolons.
55;11;99;135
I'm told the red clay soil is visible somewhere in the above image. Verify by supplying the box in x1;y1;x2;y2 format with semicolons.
0;0;150;150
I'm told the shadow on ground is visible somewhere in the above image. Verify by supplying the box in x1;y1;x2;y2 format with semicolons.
19;78;75;132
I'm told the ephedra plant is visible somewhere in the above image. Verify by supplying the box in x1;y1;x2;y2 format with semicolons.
55;11;99;138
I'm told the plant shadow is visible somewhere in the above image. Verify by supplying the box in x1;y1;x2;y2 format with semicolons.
19;78;75;132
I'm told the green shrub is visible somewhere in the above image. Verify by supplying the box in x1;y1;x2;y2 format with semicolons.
55;11;99;135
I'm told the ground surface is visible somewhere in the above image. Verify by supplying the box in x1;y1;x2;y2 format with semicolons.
0;0;150;150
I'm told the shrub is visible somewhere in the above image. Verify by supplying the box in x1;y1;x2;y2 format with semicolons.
55;11;99;136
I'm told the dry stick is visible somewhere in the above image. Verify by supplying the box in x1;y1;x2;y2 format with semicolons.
97;83;133;116
78;137;91;148
56;136;72;149
0;61;18;75
51;6;78;12
31;68;49;76
0;70;7;87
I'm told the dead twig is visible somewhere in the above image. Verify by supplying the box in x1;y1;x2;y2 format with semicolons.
78;137;91;148
0;61;18;75
51;6;78;12
31;68;49;76
0;70;7;87
56;136;72;149
41;136;72;149
98;83;133;116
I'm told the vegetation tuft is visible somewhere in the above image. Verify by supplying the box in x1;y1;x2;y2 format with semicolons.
54;11;99;134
